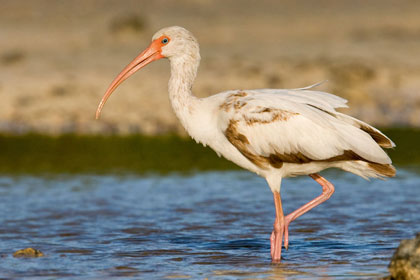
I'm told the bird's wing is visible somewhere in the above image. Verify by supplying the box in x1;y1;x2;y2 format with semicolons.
261;87;394;148
254;88;348;112
217;89;392;170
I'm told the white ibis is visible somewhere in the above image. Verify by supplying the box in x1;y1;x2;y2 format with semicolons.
96;26;395;262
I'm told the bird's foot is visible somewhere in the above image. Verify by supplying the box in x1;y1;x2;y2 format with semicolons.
270;221;284;262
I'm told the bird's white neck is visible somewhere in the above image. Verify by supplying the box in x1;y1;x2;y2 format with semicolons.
168;56;200;131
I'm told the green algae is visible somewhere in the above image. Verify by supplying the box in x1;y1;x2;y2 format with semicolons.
0;128;418;174
0;134;237;174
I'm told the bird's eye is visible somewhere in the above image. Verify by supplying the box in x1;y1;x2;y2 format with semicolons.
162;38;169;44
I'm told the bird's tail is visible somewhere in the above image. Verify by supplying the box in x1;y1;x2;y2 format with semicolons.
339;161;396;180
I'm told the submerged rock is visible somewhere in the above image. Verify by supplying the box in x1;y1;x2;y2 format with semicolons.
13;248;44;258
388;233;420;280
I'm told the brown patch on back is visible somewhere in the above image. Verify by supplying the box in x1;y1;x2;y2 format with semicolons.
219;91;248;112
360;125;394;148
233;91;247;97
368;163;396;177
234;101;247;110
224;120;268;169
244;109;299;125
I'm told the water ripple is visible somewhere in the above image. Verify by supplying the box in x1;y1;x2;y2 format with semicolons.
0;170;419;279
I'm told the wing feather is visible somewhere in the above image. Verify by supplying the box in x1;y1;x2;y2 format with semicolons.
218;89;393;169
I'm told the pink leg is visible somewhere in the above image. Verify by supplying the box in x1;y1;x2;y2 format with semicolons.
283;173;335;249
270;191;284;262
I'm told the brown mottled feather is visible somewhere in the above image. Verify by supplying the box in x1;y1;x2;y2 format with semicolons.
224;120;268;169
244;109;299;125
219;91;248;112
359;124;394;148
308;104;394;149
224;120;395;177
367;163;396;177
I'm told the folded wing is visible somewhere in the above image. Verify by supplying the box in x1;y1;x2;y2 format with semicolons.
218;89;394;176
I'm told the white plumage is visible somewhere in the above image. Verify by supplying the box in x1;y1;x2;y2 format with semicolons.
96;26;395;262
208;88;393;180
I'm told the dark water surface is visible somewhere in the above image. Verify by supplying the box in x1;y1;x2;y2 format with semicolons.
0;169;419;279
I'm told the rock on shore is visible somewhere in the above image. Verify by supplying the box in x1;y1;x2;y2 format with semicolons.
388;233;420;280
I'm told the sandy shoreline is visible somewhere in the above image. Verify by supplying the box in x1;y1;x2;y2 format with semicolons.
1;0;419;135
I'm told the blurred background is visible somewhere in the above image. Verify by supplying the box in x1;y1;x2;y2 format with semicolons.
1;0;420;135
1;1;420;278
1;0;419;173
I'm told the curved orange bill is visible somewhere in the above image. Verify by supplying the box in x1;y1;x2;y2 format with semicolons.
95;39;165;119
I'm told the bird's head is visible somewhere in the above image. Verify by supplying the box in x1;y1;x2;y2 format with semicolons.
95;26;199;119
153;26;200;60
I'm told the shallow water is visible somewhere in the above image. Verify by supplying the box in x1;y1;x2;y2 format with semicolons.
0;169;419;279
